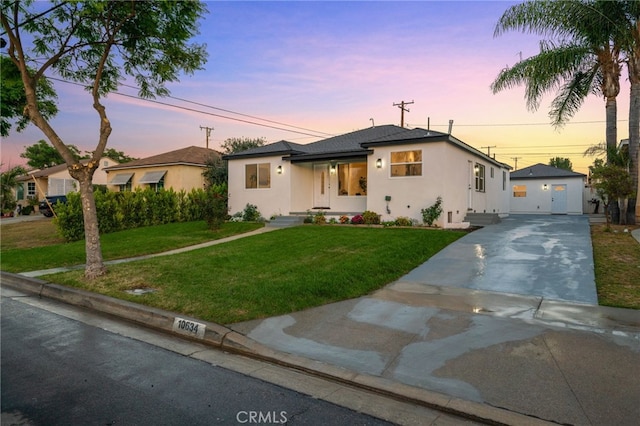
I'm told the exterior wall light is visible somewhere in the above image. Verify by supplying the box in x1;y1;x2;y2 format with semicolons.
376;158;382;168
330;162;336;174
277;165;283;174
543;184;548;190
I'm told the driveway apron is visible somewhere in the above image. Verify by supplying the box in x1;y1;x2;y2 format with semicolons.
401;214;598;305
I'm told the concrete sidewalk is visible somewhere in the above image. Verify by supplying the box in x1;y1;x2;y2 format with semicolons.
3;217;640;425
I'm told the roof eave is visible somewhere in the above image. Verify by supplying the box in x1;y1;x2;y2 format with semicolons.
288;149;373;163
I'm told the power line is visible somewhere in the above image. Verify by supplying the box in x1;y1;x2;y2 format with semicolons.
46;77;332;139
411;119;628;128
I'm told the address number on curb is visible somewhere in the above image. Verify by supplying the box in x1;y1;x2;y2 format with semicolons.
172;317;206;339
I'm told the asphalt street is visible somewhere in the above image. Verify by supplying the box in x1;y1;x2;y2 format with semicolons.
1;286;480;426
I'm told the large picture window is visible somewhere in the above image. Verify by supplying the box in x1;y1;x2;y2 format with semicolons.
390;150;422;177
245;163;271;189
338;162;367;196
475;163;485;192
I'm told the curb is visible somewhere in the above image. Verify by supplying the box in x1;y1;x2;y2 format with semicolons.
1;271;554;426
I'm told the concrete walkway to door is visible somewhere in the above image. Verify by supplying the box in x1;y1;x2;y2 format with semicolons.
402;214;598;304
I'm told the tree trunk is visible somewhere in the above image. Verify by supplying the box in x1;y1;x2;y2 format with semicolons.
629;60;640;225
605;95;618;158
73;165;106;279
629;83;639;223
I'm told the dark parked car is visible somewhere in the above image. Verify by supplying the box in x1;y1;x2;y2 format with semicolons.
39;195;67;217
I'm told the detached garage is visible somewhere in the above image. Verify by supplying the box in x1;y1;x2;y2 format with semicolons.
510;163;586;215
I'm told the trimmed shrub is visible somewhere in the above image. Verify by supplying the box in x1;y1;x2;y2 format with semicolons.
362;210;380;225
394;216;413;227
202;184;228;230
242;203;262;222
351;214;364;224
53;188;210;242
313;210;326;225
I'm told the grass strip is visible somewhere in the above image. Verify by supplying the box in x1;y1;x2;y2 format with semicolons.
591;224;640;309
0;221;262;273
44;226;466;324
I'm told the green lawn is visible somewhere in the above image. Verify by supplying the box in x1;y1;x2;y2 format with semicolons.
39;226;465;324
0;221;262;273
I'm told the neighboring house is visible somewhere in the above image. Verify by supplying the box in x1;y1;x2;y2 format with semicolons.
15;157;119;208
104;146;220;193
224;125;511;228
510;163;586;215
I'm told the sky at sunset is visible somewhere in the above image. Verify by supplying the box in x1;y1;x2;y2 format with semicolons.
1;1;633;174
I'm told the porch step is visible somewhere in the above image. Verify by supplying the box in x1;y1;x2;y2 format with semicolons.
266;215;306;228
463;213;501;227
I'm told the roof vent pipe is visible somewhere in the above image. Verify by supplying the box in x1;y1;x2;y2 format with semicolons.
448;119;454;134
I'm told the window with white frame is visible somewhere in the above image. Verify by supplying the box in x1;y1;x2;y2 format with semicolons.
475;163;485;192
27;182;36;197
513;185;527;197
390;150;422;177
245;163;270;189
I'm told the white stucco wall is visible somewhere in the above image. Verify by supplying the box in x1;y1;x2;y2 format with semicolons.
227;155;291;218
510;177;585;215
227;142;510;227
367;143;510;228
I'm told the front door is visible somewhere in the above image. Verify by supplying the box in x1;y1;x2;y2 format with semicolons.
551;184;567;214
313;164;330;208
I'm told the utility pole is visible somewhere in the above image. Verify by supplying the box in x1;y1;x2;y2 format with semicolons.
200;126;214;149
481;145;497;157
511;156;521;170
393;100;414;127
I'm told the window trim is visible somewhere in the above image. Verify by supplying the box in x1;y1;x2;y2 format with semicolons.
390;150;422;177
245;162;271;189
513;184;527;198
475;163;485;192
27;182;36;197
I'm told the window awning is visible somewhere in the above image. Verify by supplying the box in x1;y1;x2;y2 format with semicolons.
109;173;133;185
138;170;167;184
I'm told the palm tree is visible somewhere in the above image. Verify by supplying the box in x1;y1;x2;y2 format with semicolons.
0;166;26;214
491;0;624;155
618;2;640;222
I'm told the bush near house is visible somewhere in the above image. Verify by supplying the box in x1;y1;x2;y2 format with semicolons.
362;210;381;225
54;188;212;241
421;196;443;226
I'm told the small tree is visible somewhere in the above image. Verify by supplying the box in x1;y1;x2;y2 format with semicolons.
549;157;573;171
421;197;443;226
99;148;138;164
0;165;27;213
1;1;208;278
590;159;635;226
21;140;86;169
221;137;266;154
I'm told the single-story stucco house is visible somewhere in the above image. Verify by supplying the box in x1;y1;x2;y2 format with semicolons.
224;125;511;228
510;163;586;215
104;146;220;193
14;157;119;208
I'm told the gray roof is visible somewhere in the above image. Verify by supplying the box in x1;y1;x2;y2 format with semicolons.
224;124;509;168
511;163;585;180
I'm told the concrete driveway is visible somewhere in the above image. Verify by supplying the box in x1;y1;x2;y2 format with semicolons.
402;214;598;305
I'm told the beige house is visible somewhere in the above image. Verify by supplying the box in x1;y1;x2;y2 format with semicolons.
15;157;118;208
104;146;220;192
